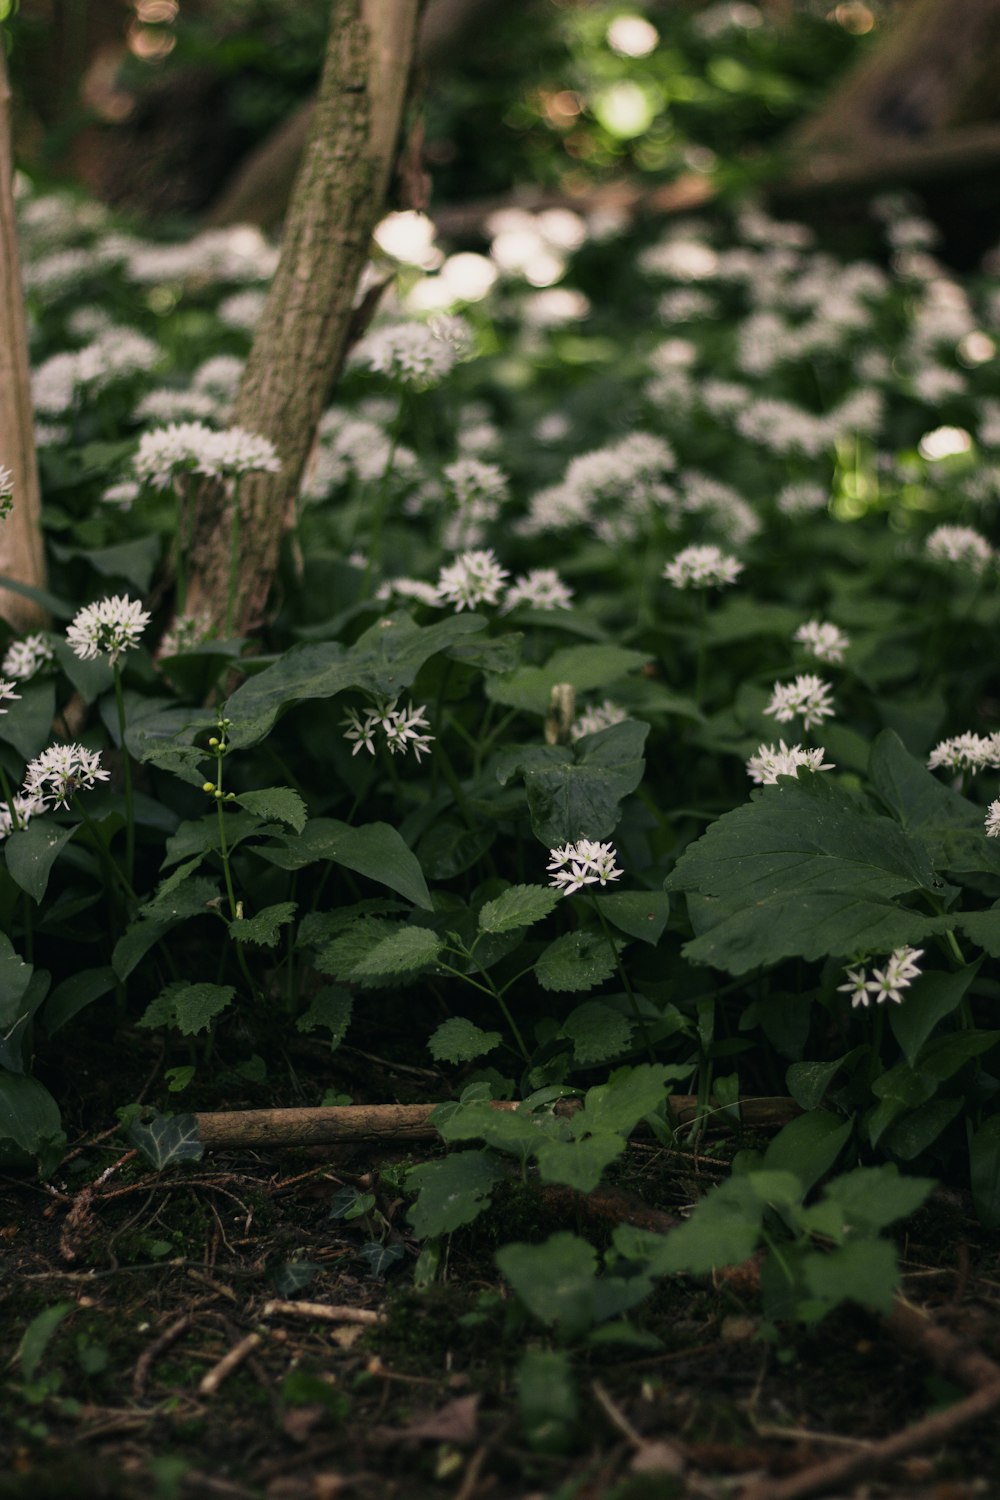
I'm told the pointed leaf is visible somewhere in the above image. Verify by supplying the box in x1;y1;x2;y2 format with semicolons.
406;1149;505;1237
255;818;432;910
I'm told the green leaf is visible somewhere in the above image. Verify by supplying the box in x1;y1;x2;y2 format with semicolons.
478;884;560;935
958;908;1000;958
497;720;649;846
19;1303;73;1384
535;930;618;993
406;1149;505;1237
576;1063;676;1137
786;1055;856;1112
763;1111;853;1194
881;1096;963;1160
225;611;488;746
591;889;669;945
535;1132;625;1193
517;1348;577;1454
916;1029;1000;1080
497;1232;599;1339
0;1069;64;1170
351;925;443;979
256;818;432;910
428;1017;502;1064
970;1117;1000;1228
0;934;33;1033
560;1001;633;1064
620;1175;766;1276
486;644;651;715
0;679;55;760
5;820;77;903
230;901;297;947
141;874;222;923
889;966;978;1066
236;788;307;833
44;967;117;1035
432;1100;549;1163
869;730;982;854
296;986;353;1049
822;1165;934;1235
138;982;236;1037
800;1239;899;1315
126;1111;204;1168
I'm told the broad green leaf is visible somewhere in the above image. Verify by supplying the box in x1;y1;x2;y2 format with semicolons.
763;1111;853;1194
534;930;618;993
786;1054;858;1111
497;720;649;846
560;1001;633;1064
432;1101;548;1163
0;934;33;1032
624;1175;766;1276
296;986;353;1049
822;1165;934;1234
869;730;982;854
800;1239;899;1315
591;889;670;945
0;679;55;760
236;787;307;833
138;982;236;1037
0;1069;64;1170
576;1063;677;1137
915;1029;1000;1081
428;1017;502;1064
141;875;222;923
517;1348;577;1454
225;611;488;746
44;967;117;1035
255;818;432;910
535;1132;625;1193
478;884;560;935
126;1111;204;1168
19;1303;73;1383
497;1232;599;1339
230;901;298;947
485;644;651;715
881;1095;963;1160
970;1117;1000;1228
406;1149;505;1237
350;925;443;979
889;966;978;1066
5;820;77;903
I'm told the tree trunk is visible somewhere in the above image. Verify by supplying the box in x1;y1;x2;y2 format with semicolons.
183;0;422;638
0;47;48;633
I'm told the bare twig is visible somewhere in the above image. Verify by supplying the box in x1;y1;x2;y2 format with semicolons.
198;1331;263;1396
260;1300;384;1326
132;1313;194;1399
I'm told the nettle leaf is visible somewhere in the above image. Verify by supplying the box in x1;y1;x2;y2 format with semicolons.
5;821;77;903
138;982;236;1037
236;788;307;833
432;1100;549;1163
428;1017;502;1064
126;1111;204;1169
224;611;488;746
534;931;619;993
486;644;651;716
350;925;443;980
256;818;432;911
575;1063;677;1137
959;907;1000;958
230;901;298;947
141;874;222;923
296;986;353;1050
821;1164;934;1236
497;1232;599;1340
559;1001;633;1064
535;1133;625;1193
799;1239;899;1316
478;884;560;935
497;720;649;847
592;889;669;945
406;1149;505;1237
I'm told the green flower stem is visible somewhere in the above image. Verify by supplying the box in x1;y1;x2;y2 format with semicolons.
590;896;655;1063
113;663;135;886
225;475;243;638
438;954;531;1063
75;798;137;908
208;727;262;1004
433;740;477;832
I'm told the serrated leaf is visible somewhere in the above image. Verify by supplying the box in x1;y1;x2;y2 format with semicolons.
821;1164;934;1235
478;884;560;935
230;901;297;947
406;1149;505;1237
296;986;353;1049
236;787;307;833
560;1001;633;1064
535;1132;625;1193
5;820;77;903
534;930;618;993
141;875;222;923
497;720;649;846
575;1063;676;1137
138;982;236;1037
869;729;982;858
351;925;443;979
316;917;411;985
800;1239;899;1315
486;644;651;715
255;818;432;910
428;1017;502;1064
126;1111;204;1169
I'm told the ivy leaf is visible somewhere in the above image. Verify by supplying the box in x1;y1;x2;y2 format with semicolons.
236;787;307;833
428;1017;502;1064
559;1001;633;1064
406;1149;505;1237
296;986;353;1050
230;901;298;947
496;720;649;846
126;1111;204;1169
478;884;560;935
350;925;443;980
255;818;432;910
534;931;618;993
497;1232;599;1340
5;820;77;903
138;982;236;1037
359;1241;405;1278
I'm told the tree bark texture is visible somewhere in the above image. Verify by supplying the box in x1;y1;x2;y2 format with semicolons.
0;47;48;631
184;0;422;637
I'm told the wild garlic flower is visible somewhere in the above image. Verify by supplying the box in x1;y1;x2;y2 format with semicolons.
195;426;281;481
986;800;1000;838
928;732;1000;775
793;620;850;665
838;946;923;1009
0;464;13;518
0;679;21;713
503;569;573;613
133;422;280;490
0;793;47;840
434;549;510;611
101;480;140;511
663;544;743;589
765;675;835;733
376;576;441;608
925;524;993;573
341;698;434;762
443;458;509;513
24;743;110;808
571;700;628;741
2;634;54;682
547;839;623;896
776;481;828;517
746;741;834;785
67;594;150;667
356;315;472;389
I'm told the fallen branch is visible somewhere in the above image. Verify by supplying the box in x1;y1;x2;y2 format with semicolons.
260;1300;383;1326
198;1331;264;1396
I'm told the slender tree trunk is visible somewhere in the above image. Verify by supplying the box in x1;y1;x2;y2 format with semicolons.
183;0;423;637
0;47;48;632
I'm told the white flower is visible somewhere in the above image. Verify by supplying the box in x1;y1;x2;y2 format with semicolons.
837;966;872;1009
376;576;441;608
356;315;473;389
133;422;280;489
0;463;12;518
837;947;923;1008
547;839;623;896
746;740;834;784
24;743;110;808
765;675;835;733
928;732;1000;775
0;793;47;840
192;355;245;402
986;800;1000;837
664;544;743;589
101;480;140;510
571;700;628;741
0;679;21;713
925;524;992;573
776;481;828;517
67;594;150;667
2;634;54;681
194;426;281;481
443;458;508;513
134;388;220;424
435;549;509;611
793;620;850;665
342;698;433;762
503;569;573;613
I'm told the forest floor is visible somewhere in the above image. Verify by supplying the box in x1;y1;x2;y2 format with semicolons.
2;1033;1000;1500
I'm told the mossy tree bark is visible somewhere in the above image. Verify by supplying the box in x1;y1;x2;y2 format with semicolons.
0;47;48;631
184;0;423;638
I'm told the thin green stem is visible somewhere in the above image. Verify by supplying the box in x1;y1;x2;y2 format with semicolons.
591;896;655;1062
113;663;135;886
437;955;531;1063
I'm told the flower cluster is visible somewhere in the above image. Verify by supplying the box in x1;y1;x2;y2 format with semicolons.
837;946;923;1008
746;741;834;785
0;679;21;713
23;743;110;809
133;422;280;490
571;700;628;741
663;544;743;589
924;524;993;573
356;315;472;390
986;800;1000;838
503;568;574;613
547;839;624;896
764;674;835;733
342;698;434;762
435;549;510;611
0;793;48;841
928;732;1000;775
793;620;850;665
67;595;150;667
2;634;54;682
